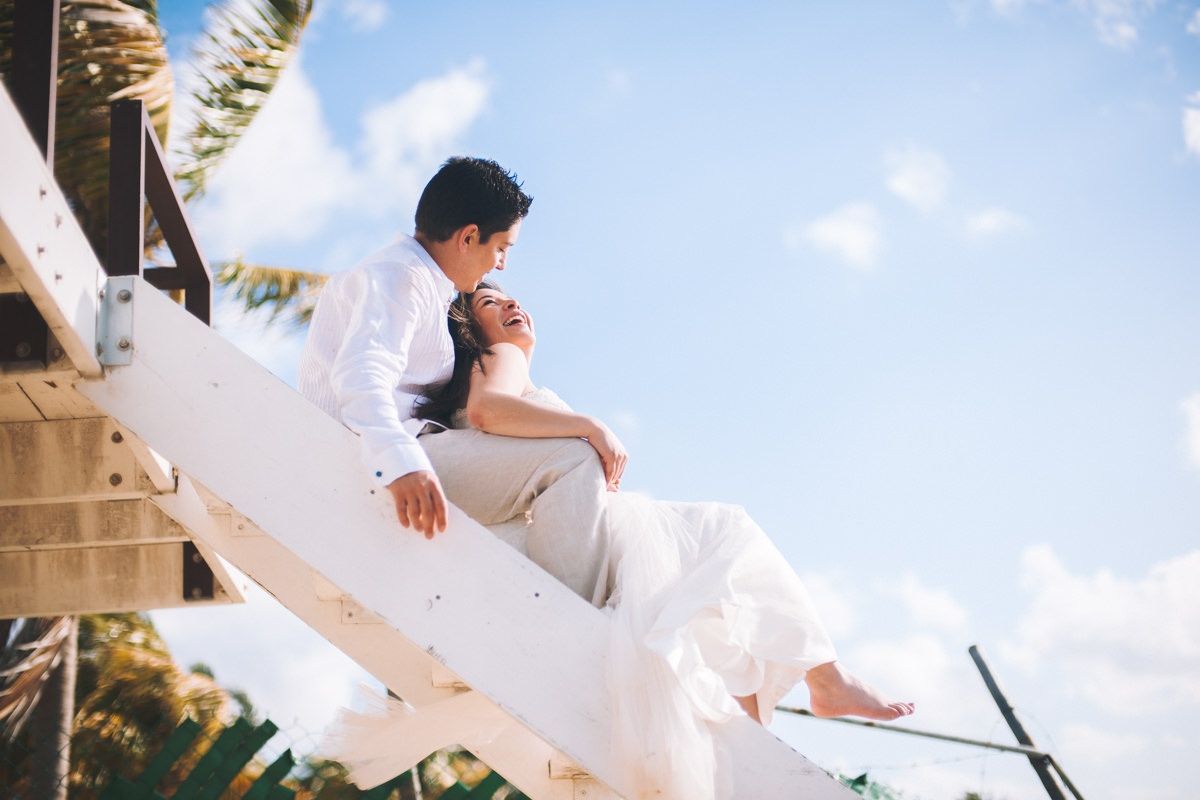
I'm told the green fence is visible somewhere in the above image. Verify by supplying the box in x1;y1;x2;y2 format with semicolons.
1;712;527;800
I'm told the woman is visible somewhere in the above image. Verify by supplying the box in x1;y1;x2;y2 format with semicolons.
411;283;914;799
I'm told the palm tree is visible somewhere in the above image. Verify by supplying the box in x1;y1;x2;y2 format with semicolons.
0;1;317;790
0;0;326;321
1;614;237;799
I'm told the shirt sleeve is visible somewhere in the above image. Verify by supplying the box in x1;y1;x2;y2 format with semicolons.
329;263;436;486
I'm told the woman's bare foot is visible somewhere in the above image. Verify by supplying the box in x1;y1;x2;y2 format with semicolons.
805;661;915;721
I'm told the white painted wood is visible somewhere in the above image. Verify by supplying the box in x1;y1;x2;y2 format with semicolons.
0;84;103;377
115;422;176;493
77;276;856;800
152;476;589;800
0;418;160;505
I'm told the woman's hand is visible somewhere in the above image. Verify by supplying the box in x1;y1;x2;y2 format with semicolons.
583;418;628;491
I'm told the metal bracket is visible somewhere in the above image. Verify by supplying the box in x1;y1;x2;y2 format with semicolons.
97;275;135;366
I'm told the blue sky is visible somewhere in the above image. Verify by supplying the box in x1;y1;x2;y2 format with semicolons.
148;2;1200;798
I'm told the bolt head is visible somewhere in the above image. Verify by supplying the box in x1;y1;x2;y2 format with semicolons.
117;337;131;351
117;289;132;303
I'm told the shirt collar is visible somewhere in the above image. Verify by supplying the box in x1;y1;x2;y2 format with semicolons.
394;232;457;303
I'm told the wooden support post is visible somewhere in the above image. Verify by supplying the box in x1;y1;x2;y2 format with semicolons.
107;100;147;278
10;0;60;166
969;645;1070;800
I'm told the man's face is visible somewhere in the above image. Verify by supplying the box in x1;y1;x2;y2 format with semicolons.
459;219;522;292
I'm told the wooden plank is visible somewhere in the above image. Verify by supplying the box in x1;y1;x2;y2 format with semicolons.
0;417;153;505
0;499;187;552
0;84;102;377
18;374;104;420
0;542;236;617
77;276;855;800
0;382;42;422
0;259;22;293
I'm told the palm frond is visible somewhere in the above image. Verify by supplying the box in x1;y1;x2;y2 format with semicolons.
176;0;313;203
0;617;73;741
0;0;172;259
215;257;326;328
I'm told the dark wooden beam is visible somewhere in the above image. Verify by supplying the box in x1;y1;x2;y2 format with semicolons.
10;0;60;167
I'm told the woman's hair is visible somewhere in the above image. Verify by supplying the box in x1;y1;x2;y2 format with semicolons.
414;279;501;427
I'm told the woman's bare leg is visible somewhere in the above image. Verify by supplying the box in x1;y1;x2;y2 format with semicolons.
805;661;915;721
735;694;762;724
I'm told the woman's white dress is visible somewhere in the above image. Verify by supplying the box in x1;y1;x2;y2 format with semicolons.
325;388;837;800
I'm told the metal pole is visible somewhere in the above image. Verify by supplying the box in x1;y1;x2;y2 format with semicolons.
10;0;60;166
775;706;1053;758
969;645;1069;800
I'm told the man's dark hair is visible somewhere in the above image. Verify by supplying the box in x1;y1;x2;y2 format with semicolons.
414;157;532;243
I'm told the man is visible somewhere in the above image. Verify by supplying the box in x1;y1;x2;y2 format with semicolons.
299;157;531;540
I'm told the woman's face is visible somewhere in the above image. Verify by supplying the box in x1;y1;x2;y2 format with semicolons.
471;288;535;348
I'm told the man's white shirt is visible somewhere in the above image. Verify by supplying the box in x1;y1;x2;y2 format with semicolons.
298;233;456;486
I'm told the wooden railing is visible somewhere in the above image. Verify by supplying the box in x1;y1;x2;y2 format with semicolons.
7;0;213;327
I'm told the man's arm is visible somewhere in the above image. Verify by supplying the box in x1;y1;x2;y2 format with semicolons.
329;265;450;535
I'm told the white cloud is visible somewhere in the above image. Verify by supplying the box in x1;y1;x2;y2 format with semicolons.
965;206;1030;237
888;573;969;631
358;59;491;207
789;203;882;270
1189;9;1200;37
991;0;1034;14
1072;0;1159;49
1182;393;1200;469
994;0;1159;48
1184;106;1200;159
341;0;387;32
884;145;951;213
195;54;358;256
1004;545;1200;715
1059;722;1148;766
194;57;491;258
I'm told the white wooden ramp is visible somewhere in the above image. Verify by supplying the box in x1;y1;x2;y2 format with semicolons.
1;81;856;800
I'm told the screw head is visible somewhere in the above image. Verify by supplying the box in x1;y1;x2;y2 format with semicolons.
14;342;31;358
109;473;123;486
111;431;124;444
117;337;131;351
117;289;132;303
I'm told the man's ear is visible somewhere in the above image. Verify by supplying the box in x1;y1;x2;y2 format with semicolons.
454;224;480;253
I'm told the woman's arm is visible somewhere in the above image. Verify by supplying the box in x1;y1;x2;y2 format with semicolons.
465;343;627;488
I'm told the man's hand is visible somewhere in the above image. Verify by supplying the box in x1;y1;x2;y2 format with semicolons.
387;470;448;539
583;420;628;492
